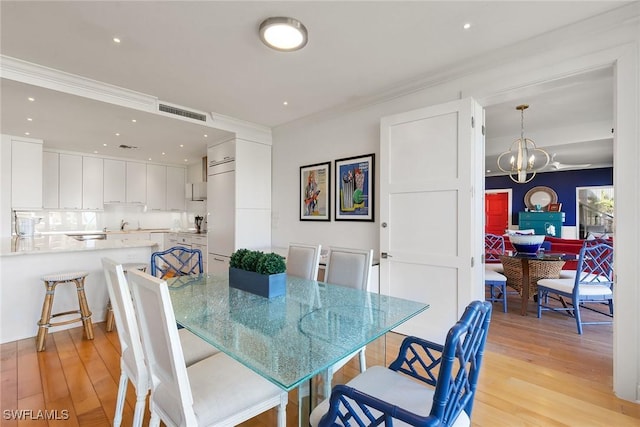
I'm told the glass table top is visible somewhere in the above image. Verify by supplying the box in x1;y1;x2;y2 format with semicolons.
167;273;428;391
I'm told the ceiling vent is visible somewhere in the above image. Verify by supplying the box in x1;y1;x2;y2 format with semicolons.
118;144;138;149
159;103;207;122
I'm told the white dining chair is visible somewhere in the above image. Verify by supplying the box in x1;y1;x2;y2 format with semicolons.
101;258;219;427
127;268;288;427
286;243;322;280
322;246;373;397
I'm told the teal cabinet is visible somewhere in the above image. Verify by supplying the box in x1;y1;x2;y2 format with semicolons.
518;212;564;237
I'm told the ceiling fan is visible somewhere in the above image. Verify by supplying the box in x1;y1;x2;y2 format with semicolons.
548;153;592;170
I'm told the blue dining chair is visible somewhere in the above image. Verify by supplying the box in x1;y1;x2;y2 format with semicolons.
484;234;508;312
151;246;203;278
537;242;614;334
310;300;492;427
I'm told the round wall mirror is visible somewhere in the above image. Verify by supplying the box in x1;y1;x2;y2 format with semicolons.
524;186;558;210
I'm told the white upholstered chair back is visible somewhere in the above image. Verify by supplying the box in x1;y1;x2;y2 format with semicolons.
287;243;322;280
325;247;373;290
127;269;196;426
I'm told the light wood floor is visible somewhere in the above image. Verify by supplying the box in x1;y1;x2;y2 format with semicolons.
2;292;639;426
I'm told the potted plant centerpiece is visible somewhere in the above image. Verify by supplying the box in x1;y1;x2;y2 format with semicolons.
228;249;287;298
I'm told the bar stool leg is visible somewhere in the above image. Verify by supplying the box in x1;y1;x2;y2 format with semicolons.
74;277;94;340
105;300;115;332
36;281;56;352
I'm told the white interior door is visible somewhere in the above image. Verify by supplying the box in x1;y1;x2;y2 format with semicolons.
380;98;484;343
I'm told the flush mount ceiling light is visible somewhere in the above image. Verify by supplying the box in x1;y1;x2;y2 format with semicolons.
496;104;550;184
259;17;308;51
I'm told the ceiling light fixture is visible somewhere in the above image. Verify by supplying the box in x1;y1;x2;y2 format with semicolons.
27;117;33;121
496;104;550;184
113;37;121;43
28;97;34;102
259;17;308;51
463;23;471;30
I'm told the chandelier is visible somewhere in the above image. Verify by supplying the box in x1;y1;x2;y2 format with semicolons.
496;104;550;184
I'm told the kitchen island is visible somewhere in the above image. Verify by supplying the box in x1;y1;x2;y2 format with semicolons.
0;234;157;343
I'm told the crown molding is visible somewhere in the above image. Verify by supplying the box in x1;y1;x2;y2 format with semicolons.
0;55;157;111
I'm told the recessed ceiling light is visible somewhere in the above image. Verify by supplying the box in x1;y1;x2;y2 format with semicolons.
103;143;108;147
179;144;184;148
28;97;35;102
486;169;491;173
94;150;99;154
259;17;308;51
162;152;166;155
131;119;137;123
204;134;208;138
113;37;121;43
115;133;120;136
184;159;188;162
148;158;152;161
27;117;33;121
283;101;288;106
24;132;30;136
463;23;471;30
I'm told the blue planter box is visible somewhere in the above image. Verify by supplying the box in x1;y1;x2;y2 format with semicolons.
228;267;286;298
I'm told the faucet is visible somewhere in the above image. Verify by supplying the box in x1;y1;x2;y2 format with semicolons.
120;219;129;231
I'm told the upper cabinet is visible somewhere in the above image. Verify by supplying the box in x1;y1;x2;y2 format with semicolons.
166;166;185;211
103;159;126;203
11;136;43;210
126;162;146;204
82;156;103;210
43;151;59;209
59;153;83;209
146;164;167;211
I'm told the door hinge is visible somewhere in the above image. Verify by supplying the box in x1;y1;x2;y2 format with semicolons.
471;257;475;267
471;116;475;128
482;125;485;136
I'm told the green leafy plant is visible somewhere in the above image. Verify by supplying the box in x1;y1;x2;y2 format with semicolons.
240;250;264;272
230;249;286;275
256;252;286;275
229;248;250;268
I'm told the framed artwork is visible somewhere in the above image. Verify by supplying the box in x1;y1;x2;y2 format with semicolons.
547;202;562;212
300;162;331;221
335;153;375;221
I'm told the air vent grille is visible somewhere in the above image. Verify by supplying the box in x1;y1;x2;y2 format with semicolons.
159;104;207;122
118;144;138;149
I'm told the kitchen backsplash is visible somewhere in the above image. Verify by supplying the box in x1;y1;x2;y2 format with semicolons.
15;203;206;234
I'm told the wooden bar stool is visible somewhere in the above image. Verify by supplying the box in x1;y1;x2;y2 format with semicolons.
36;271;93;351
105;262;147;332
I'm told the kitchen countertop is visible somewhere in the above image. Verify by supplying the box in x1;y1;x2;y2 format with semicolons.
0;234;158;257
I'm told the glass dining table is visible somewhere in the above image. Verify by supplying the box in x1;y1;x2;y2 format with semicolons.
166;272;428;425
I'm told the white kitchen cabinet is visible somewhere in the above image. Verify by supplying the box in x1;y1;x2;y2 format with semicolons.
207;138;271;258
207;254;230;274
126;161;146;204
82;156;103;210
11;136;43;210
104;159;126;203
166;166;186;211
190;234;207;272
146;164;167;211
106;232;150;241
42;151;59;209
59;153;82;209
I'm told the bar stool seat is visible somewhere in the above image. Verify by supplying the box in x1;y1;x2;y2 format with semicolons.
105;263;147;332
36;271;93;351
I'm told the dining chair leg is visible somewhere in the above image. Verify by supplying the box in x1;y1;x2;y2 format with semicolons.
574;298;583;334
149;410;161;427
358;348;366;372
133;390;146;427
113;371;128;427
276;395;287;427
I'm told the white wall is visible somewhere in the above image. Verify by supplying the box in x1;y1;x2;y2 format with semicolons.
271;5;640;402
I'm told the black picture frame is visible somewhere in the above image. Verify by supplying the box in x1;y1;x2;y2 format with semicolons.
300;161;331;221
334;153;375;221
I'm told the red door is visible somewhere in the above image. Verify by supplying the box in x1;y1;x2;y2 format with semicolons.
485;192;509;235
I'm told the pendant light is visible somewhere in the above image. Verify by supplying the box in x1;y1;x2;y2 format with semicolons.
496;104;550;183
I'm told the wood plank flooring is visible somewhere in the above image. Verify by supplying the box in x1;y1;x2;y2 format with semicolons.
2;292;639;426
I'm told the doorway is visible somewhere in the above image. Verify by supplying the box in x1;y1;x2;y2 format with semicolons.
576;185;614;239
485;189;512;234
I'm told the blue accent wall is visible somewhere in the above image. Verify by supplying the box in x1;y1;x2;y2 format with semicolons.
485;167;613;226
